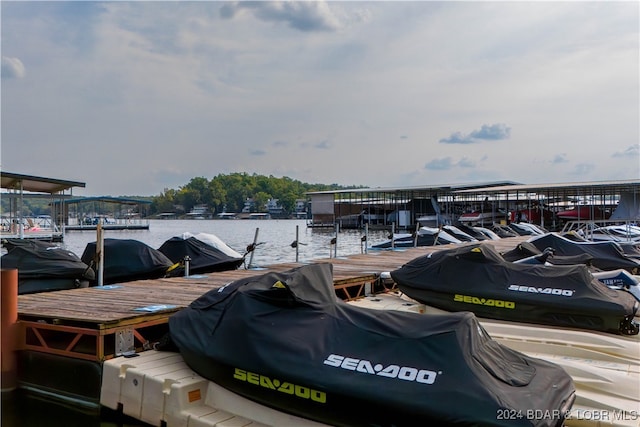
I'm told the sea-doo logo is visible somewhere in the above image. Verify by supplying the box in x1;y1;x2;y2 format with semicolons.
454;294;516;309
507;285;574;297
323;354;439;385
233;368;327;403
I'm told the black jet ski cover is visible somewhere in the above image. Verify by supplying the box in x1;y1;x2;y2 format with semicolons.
81;238;173;285
158;236;243;276
391;243;639;335
527;233;640;274
1;239;95;294
169;263;575;427
502;241;595;266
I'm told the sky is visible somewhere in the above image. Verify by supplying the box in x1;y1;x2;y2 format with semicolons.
1;1;639;197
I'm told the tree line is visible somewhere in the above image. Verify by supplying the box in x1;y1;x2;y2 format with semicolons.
150;173;360;216
0;173;360;218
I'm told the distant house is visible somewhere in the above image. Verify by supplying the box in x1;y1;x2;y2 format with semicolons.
242;198;255;213
294;199;309;219
185;204;212;219
265;198;287;219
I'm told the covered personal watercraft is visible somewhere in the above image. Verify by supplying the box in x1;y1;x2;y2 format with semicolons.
501;241;595;266
81;238;173;285
390;243;639;336
372;226;465;248
527;233;640;273
158;233;244;276
168;263;575;427
1;239;95;294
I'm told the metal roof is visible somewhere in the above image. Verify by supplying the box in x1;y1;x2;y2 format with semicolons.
60;196;152;205
452;179;640;195
306;181;521;195
1;171;85;194
306;179;639;197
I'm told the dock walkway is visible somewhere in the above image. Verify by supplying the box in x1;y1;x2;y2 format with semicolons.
17;237;529;363
17;236;529;349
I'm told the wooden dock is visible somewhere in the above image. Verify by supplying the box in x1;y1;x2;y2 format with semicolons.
15;237;529;364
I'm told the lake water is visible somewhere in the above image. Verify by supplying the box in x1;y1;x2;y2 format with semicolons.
2;219;391;427
62;219;391;266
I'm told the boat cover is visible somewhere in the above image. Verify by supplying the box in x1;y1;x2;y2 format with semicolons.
1;239;95;294
372;227;462;249
158;235;244;275
391;243;639;335
81;238;173;284
527;233;640;273
169;263;575;426
501;241;595;266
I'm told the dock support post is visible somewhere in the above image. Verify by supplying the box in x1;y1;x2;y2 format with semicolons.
333;223;339;258
97;223;104;286
295;225;299;263
391;223;395;249
1;268;18;392
248;228;259;269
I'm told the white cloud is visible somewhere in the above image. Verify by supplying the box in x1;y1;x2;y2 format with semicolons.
1;56;25;79
1;1;637;195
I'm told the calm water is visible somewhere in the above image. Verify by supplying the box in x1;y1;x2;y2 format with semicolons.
62;219;390;266
2;219;390;427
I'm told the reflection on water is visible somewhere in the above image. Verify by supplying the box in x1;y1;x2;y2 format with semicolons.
3;219;390;426
1;390;144;427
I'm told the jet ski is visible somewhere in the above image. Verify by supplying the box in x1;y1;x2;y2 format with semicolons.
158;232;244;276
371;226;465;249
81;238;173;285
501;241;595;266
390;243;639;335
1;239;95;294
168;263;575;427
502;243;640;304
526;233;640;274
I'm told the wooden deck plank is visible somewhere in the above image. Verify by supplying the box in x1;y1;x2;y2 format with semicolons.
17;237;528;327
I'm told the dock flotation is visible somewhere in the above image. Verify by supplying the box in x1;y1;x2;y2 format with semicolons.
101;350;326;426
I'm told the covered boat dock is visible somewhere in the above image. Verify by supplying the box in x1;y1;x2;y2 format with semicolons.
0;171;86;242
59;196;151;231
306;179;640;232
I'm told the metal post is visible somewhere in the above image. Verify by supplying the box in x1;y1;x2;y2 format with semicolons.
97;223;104;286
334;223;339;258
364;223;369;254
295;225;299;263
248;227;259;269
18;181;24;239
184;256;191;277
391;223;395;249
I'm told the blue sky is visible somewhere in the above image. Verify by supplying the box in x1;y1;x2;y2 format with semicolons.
2;1;638;196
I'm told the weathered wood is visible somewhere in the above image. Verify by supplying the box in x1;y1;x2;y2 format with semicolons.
17;237;528;342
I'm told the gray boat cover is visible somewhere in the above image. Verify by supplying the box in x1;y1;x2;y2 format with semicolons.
169;263;575;426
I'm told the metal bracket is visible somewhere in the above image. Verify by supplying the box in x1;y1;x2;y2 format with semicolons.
115;328;135;356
